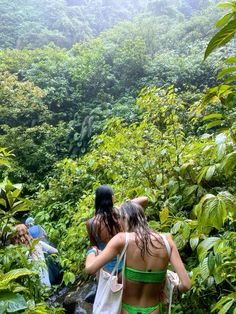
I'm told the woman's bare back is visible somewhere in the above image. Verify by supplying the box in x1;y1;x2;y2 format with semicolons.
123;232;169;308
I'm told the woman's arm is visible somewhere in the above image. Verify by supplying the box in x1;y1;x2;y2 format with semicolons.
168;235;192;291
85;233;125;274
40;241;58;254
86;219;97;246
131;196;148;208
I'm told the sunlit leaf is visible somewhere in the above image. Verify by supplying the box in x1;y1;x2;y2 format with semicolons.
200;257;209;280
159;207;169;224
203;113;223;121
217;66;236;79
204;19;236;59
197;237;219;261
216;13;233;28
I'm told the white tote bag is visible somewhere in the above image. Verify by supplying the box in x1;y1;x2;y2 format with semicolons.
93;233;129;314
160;234;181;314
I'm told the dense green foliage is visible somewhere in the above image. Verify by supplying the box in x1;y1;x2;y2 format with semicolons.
0;0;220;49
0;0;228;192
0;0;235;313
0;0;151;49
0;152;64;313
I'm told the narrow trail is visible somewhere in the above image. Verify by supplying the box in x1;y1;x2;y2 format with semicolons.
47;275;95;314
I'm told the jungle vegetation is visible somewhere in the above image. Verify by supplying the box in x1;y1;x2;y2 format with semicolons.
0;0;235;313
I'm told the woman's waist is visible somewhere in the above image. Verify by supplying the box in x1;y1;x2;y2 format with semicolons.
123;281;164;305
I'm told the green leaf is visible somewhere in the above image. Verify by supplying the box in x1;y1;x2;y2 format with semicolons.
0;292;27;313
218;300;234;314
213;270;225;284
0;269;36;289
200;257;209;280
197;166;208;184
174;234;186;250
218;191;236;219
182;223;191;239
224;56;236;63
190;237;199;251
217;3;236;8
224;75;236;83
217;66;236;79
208;252;215;274
203;113;223;121
197;237;219;261
212;295;236;314
205;165;216;181
216;13;233;28
62;271;76;285
171;221;182;234
0;199;7;208
204;19;236;59
221;151;236;176
217;143;226;160
206;120;223;130
159;207;169;224
198;196;228;230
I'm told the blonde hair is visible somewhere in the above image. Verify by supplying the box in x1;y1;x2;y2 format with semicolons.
14;224;32;245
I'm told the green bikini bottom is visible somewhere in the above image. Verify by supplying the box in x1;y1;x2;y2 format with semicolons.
122;302;164;314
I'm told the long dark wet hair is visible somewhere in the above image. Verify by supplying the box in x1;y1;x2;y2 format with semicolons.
94;185;120;237
120;201;162;258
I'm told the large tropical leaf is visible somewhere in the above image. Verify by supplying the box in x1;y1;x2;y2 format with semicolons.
221;151;236;176
197;237;220;261
0;292;27;313
211;293;236;313
204;18;236;59
194;192;236;230
0;269;36;289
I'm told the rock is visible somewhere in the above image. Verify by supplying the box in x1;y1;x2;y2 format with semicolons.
47;275;95;314
63;281;94;314
84;283;97;304
74;305;87;314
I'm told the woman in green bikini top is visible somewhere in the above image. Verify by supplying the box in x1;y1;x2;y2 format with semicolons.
86;201;191;314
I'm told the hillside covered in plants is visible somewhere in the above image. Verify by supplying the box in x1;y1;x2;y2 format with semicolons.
0;0;236;313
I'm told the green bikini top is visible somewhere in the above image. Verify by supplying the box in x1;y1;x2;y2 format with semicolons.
124;266;167;283
124;234;171;283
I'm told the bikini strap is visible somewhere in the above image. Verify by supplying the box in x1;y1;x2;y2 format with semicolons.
159;234;171;259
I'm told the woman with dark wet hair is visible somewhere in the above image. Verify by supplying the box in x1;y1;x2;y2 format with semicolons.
86;201;191;314
86;185;148;273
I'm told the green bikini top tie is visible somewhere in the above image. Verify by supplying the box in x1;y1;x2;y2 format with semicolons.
124;266;167;283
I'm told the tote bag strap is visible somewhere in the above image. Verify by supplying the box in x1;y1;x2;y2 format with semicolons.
120;233;129;284
159;233;171;259
111;232;129;278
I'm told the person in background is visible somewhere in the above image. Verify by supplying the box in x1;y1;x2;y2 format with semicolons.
85;201;191;314
86;185;148;274
14;224;58;287
25;217;48;243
